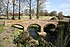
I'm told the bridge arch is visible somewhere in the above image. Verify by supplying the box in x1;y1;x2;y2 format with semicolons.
44;24;57;44
43;24;56;33
11;24;24;30
27;24;41;40
50;17;57;20
49;16;58;20
27;24;41;32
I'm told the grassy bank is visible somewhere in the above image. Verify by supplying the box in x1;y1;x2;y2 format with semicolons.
0;25;5;33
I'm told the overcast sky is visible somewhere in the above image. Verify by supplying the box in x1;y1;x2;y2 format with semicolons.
45;0;70;16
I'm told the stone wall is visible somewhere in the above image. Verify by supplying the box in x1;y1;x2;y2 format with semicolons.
5;19;58;32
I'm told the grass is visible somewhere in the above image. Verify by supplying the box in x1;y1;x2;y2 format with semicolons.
0;15;50;20
0;25;5;33
0;26;23;47
0;43;5;47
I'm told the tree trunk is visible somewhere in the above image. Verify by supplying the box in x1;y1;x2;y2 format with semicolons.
36;0;39;19
18;0;20;20
12;1;15;20
29;0;31;19
6;0;9;19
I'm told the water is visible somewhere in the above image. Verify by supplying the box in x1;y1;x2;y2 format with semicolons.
27;28;40;40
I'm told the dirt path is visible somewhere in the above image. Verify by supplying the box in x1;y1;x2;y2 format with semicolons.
0;26;17;47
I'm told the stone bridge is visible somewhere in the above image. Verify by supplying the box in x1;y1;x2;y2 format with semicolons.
5;19;59;34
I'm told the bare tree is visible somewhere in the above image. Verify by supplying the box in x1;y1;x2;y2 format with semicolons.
29;0;31;19
0;0;10;19
36;0;39;19
18;0;20;20
24;0;32;19
36;0;46;19
6;0;9;19
0;0;3;13
12;0;26;20
0;0;7;15
31;9;35;17
12;0;15;20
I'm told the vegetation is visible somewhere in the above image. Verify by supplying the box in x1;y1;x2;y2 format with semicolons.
49;11;57;16
13;30;51;47
55;22;70;47
58;12;64;19
0;0;70;47
0;25;5;33
0;0;65;20
0;43;5;47
13;21;70;47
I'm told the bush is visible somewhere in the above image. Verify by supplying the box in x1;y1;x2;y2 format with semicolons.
55;22;70;47
13;30;56;47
